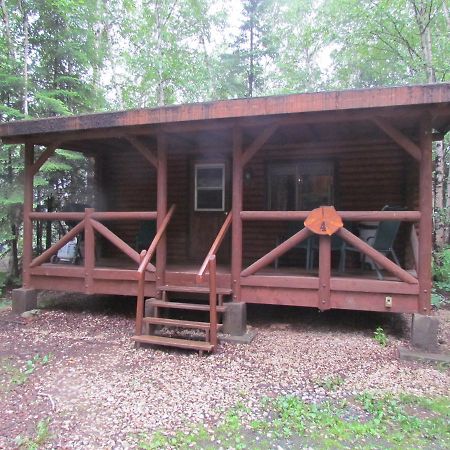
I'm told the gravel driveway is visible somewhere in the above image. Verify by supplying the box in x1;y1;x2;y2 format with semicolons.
0;293;449;449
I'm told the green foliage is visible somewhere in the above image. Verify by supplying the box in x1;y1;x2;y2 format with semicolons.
433;247;450;284
1;353;52;389
316;375;345;391
15;417;52;450
138;394;450;449
374;326;389;347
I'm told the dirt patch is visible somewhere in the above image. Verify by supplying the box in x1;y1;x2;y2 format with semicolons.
0;292;449;449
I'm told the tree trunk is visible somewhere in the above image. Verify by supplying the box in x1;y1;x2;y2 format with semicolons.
0;0;14;59
155;1;165;106
19;0;29;116
248;14;254;98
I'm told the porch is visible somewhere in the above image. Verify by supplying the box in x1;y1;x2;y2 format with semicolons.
2;83;450;351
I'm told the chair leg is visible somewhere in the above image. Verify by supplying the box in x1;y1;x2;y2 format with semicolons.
339;249;346;272
391;249;401;266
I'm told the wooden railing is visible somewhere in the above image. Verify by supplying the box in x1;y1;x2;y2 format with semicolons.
240;208;420;309
135;204;176;336
29;209;157;271
208;255;218;348
197;212;232;282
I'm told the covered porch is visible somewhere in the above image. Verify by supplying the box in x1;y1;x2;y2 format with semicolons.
1;83;450;351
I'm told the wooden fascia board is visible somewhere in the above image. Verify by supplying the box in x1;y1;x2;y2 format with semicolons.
124;135;158;168
372;117;421;161
1;83;449;139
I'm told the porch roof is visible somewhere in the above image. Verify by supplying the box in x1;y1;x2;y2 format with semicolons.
0;83;449;149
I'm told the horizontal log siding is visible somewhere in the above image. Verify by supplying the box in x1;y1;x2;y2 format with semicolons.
98;147;156;258
242;143;414;265
95;140;416;267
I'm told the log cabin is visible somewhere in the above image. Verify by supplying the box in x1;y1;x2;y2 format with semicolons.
1;83;449;353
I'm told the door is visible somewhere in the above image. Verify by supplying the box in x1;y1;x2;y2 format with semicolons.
189;161;231;263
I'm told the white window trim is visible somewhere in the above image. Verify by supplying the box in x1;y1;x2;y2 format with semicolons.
194;163;225;211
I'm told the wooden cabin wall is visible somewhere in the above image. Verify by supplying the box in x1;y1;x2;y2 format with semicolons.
242;142;417;265
94;141;418;267
96;147;157;258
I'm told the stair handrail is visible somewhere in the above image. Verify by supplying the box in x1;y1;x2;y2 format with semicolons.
197;212;232;282
208;255;218;349
135;204;176;335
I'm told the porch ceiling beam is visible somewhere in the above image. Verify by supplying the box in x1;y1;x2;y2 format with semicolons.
372;117;421;161
31;142;61;176
124;135;158;168
242;123;279;166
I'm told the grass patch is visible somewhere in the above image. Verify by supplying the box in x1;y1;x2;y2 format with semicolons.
0;354;52;391
15;417;52;450
137;393;450;449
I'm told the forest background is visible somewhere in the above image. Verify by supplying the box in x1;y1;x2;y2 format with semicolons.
0;0;449;284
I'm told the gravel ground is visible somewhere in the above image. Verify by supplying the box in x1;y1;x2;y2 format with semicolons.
0;292;449;449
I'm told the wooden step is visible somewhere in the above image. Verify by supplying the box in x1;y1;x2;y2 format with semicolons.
132;334;214;352
159;284;232;295
147;299;226;313
143;316;222;331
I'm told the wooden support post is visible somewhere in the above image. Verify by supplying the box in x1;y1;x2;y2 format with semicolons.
209;255;218;348
418;115;433;314
156;133;167;294
231;127;243;302
84;208;95;294
318;235;331;310
23;143;34;288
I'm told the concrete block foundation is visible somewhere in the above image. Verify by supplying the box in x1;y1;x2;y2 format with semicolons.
411;313;439;352
12;288;38;314
223;302;247;336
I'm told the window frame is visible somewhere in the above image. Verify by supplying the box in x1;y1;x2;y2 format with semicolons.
194;163;226;211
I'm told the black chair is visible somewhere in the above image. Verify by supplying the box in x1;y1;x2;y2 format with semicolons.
339;206;404;279
275;222;314;270
136;221;157;252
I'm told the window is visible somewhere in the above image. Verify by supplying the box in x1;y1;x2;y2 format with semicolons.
268;161;334;210
195;164;225;211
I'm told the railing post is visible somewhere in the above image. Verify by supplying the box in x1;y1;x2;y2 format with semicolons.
231;127;243;302
23;143;34;289
136;250;147;336
156;132;167;295
418;114;432;314
84;208;95;294
209;255;217;348
318;235;331;310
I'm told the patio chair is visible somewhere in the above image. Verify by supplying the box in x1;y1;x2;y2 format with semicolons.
275;222;314;270
338;206;404;279
136;221;157;252
309;234;344;270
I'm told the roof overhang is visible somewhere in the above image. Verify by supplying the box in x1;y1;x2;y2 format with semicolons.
0;83;449;147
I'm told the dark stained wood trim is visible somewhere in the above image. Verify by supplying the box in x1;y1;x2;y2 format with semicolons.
124;135;158;168
337;227;418;284
318;235;331;310
241;210;421;222
240;275;319;289
84;209;95;294
1;84;449;140
90;219;155;271
241;227;313;277
231;127;243;301
30;220;85;268
242;123;278;166
31;142;61;175
23;143;34;287
372;117;421;161
418;115;433;314
156;132;168;291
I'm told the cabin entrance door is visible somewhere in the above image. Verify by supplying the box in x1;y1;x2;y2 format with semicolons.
188;161;231;264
